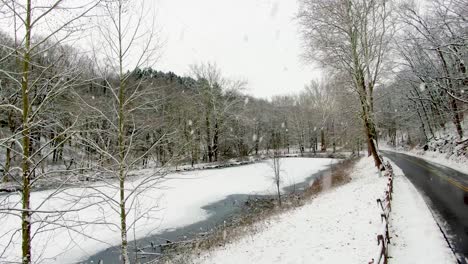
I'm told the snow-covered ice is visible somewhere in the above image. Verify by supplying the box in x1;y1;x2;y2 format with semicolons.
0;158;335;263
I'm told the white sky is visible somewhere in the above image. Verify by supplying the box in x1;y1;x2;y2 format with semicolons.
152;0;321;99
0;0;321;99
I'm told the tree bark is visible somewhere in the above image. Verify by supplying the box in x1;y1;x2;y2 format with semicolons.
213;120;219;162
21;0;32;262
205;113;212;162
320;129;326;151
362;106;383;170
117;1;129;262
450;97;463;139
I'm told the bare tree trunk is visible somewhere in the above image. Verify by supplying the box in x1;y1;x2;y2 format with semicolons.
276;177;281;206
450;97;463;139
331;120;336;153
119;175;129;264
20;1;32;262
273;151;281;206
415;106;428;142
117;1;129;262
320;129;326;151
363;111;383;169
205;114;212;162
3;146;11;183
254;126;260;155
357;72;383;168
213;120;219;162
355;53;383;169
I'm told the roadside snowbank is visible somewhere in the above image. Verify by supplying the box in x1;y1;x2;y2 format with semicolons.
381;144;468;175
389;162;456;263
194;157;387;264
380;120;467;175
0;158;335;263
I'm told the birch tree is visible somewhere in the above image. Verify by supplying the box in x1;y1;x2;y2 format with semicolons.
81;0;162;262
0;1;99;262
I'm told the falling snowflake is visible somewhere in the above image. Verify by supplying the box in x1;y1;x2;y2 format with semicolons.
270;1;279;18
419;82;426;92
275;30;281;40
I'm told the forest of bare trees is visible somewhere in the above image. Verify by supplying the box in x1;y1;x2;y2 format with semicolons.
0;2;362;262
0;0;466;263
376;0;467;146
298;0;467;161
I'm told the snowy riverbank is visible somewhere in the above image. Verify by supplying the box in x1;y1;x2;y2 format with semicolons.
0;158;336;263
193;157;456;264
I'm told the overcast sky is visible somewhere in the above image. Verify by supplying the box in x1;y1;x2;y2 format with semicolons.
0;0;320;99
152;0;321;99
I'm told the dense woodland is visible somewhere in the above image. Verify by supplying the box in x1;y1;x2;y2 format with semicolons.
0;30;365;183
375;0;467;146
0;0;466;263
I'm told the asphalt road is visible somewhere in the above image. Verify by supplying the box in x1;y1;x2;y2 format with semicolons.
382;150;468;263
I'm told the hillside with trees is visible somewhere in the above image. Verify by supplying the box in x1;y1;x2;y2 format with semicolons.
0;0;466;263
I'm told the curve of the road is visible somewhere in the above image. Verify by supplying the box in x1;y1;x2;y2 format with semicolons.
382;150;468;263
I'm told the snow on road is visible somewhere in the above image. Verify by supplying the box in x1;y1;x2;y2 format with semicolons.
194;157;457;264
389;162;457;263
194;157;387;264
0;158;335;263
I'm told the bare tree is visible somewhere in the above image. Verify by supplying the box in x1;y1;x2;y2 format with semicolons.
270;128;282;206
396;0;467;140
0;1;100;262
190;62;246;162
298;0;395;169
80;0;162;262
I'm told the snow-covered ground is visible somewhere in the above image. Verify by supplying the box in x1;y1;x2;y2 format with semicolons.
389;162;457;263
0;158;335;263
194;157;386;263
194;157;456;264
